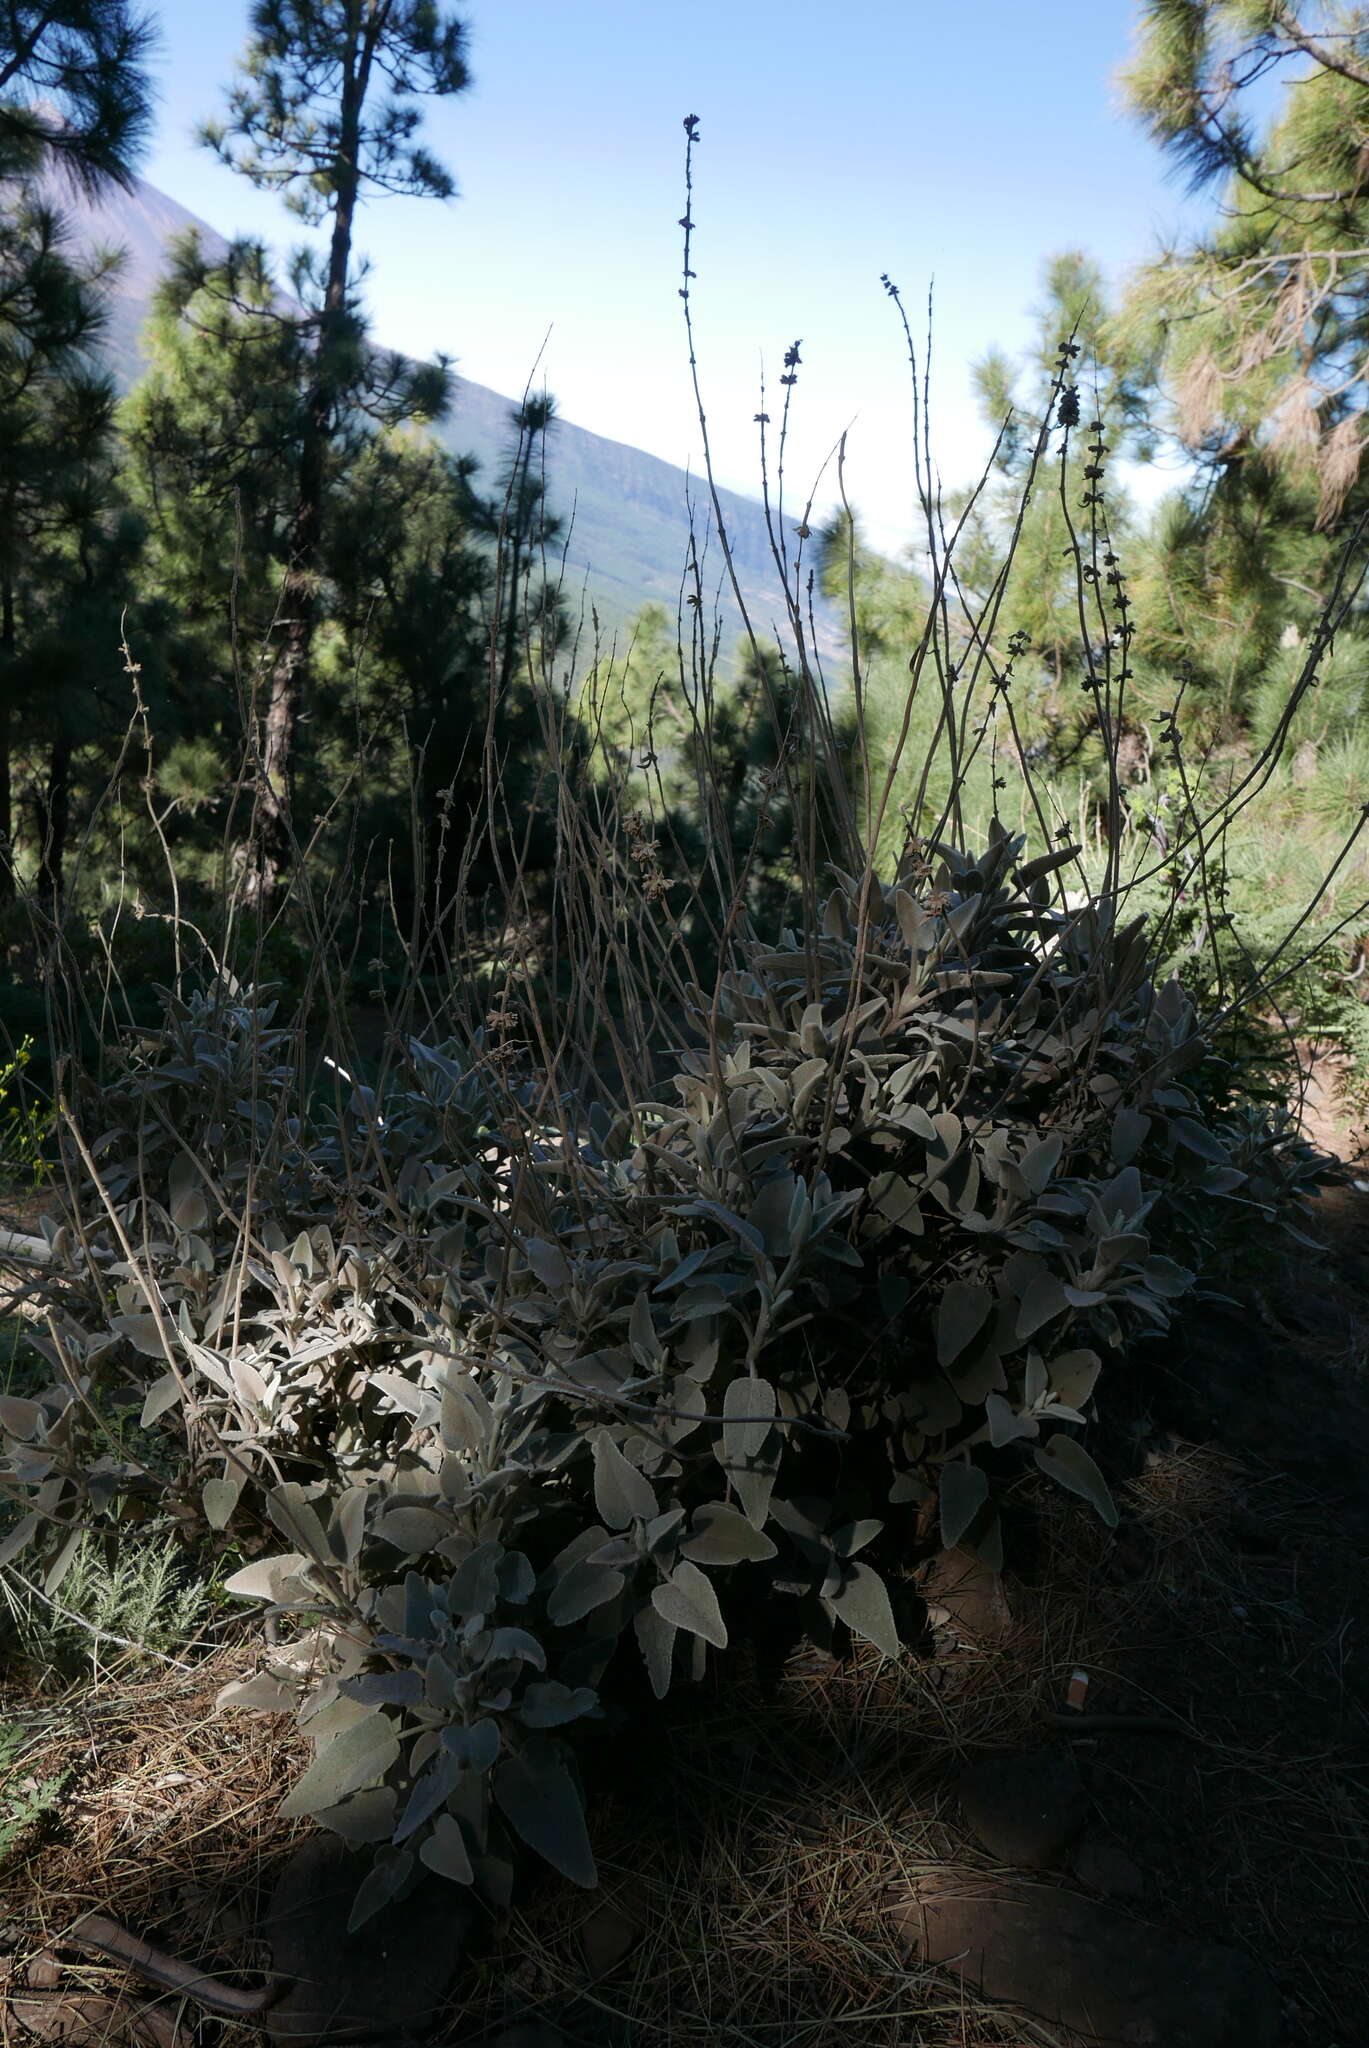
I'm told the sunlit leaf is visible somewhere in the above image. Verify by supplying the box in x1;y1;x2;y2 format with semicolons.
223;1551;308;1602
593;1430;658;1529
722;1375;775;1464
829;1561;900;1658
280;1713;400;1819
652;1559;727;1647
202;1476;240;1529
139;1372;182;1426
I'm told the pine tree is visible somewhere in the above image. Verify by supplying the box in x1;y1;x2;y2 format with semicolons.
0;182;122;900
202;0;472;904
1116;0;1369;529
1;0;152;901
0;1;154;194
8;398;139;907
1125;452;1326;746
705;637;811;905
488;394;565;705
322;425;505;916
120;237;312;772
123;242;560;923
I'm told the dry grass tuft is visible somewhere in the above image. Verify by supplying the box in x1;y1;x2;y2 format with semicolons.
0;1646;309;2009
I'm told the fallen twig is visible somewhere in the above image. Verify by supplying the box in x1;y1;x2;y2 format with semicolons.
1042;1711;1198;1738
65;1914;281;2019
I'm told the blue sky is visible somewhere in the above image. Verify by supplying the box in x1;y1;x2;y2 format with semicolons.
142;1;1209;555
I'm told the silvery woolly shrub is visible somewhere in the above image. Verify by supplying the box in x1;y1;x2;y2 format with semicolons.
0;825;1317;1927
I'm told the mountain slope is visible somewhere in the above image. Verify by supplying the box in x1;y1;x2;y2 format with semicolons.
59;173;841;661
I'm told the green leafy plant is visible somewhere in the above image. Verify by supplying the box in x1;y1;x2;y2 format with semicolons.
0;1720;66;1865
0;1530;210;1678
0;838;1318;1922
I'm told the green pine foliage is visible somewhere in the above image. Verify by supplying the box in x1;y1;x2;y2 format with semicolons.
0;1;155;195
1117;0;1369;537
0;1530;210;1678
0;177;131;908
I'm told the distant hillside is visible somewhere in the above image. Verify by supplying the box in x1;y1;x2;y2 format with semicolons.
59;173;843;662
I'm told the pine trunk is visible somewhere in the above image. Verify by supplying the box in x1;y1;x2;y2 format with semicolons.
35;722;71;909
244;20;372;910
247;432;324;907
